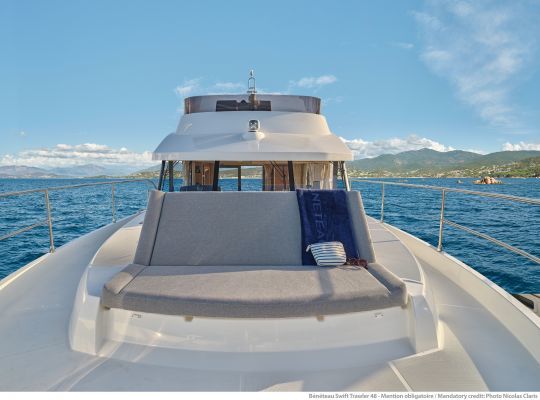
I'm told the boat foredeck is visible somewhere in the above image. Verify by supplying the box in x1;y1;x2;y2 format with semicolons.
0;214;538;390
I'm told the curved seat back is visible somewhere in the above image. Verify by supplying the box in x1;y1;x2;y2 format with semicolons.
134;190;375;267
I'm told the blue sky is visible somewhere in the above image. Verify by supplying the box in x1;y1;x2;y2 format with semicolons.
1;0;540;169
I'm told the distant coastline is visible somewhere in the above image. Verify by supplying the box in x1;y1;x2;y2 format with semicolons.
2;148;539;179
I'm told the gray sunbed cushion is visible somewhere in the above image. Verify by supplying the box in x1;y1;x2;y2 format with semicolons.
101;262;407;318
102;190;406;318
148;192;303;266
104;263;146;295
347;191;376;262
133;190;165;266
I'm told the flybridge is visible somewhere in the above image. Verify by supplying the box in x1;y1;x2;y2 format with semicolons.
184;94;322;114
184;70;322;114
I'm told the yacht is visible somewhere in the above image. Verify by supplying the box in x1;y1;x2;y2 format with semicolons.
0;75;539;391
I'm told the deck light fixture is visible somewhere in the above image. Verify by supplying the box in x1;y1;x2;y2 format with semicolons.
248;119;260;132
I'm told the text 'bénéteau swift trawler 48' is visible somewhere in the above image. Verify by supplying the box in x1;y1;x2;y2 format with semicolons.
0;73;539;391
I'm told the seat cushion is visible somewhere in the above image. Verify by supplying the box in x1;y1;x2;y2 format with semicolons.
144;192;303;266
101;262;407;318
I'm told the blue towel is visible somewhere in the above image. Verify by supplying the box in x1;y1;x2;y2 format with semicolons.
296;189;359;265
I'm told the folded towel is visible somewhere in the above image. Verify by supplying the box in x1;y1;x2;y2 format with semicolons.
296;189;359;265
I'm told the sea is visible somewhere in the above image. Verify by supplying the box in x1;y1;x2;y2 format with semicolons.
0;177;539;293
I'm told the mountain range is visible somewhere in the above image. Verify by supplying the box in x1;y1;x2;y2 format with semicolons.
47;164;140;177
347;149;540;177
1;149;539;179
0;165;63;179
0;164;146;179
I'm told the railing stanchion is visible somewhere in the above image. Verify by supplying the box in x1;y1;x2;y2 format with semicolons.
111;184;116;223
380;183;385;223
437;189;446;252
44;190;55;253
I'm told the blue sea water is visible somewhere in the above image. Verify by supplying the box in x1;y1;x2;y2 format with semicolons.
0;177;539;293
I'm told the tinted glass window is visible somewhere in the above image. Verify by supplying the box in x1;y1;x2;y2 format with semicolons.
216;100;271;112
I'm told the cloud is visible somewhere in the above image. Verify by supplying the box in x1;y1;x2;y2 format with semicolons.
412;11;444;31
341;134;455;159
175;79;247;99
465;148;487;155
174;78;201;98
0;143;154;169
322;96;344;106
18;131;27;137
290;75;338;89
391;41;414;50
502;141;540;151
413;1;538;130
175;75;337;100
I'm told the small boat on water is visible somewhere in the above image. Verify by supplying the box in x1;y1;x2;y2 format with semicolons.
0;74;539;391
474;176;502;185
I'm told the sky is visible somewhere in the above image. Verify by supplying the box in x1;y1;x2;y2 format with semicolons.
1;0;540;170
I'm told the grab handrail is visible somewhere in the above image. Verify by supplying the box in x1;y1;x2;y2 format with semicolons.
351;179;540;265
0;179;157;253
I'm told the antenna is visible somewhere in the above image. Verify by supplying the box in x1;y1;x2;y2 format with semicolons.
247;70;257;94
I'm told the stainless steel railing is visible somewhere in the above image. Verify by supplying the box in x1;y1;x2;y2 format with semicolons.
0;179;157;253
351;179;540;265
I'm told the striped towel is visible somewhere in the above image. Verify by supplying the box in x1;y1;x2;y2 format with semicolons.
306;242;347;267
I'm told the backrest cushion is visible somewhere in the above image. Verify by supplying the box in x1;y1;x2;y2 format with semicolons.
148;192;303;266
133;190;165;266
346;191;376;263
134;190;376;267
